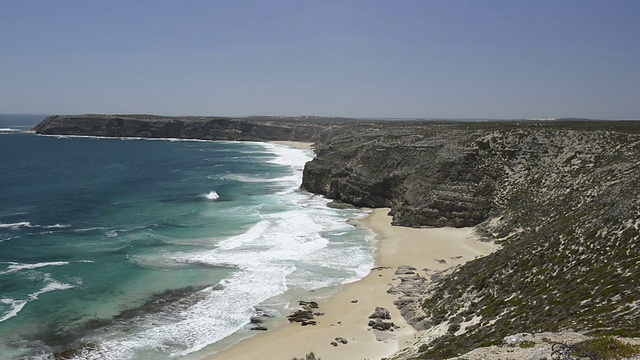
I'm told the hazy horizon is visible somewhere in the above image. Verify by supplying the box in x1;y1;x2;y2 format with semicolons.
1;1;639;119
3;113;640;129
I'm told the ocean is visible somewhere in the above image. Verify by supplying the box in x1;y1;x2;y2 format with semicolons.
0;117;374;359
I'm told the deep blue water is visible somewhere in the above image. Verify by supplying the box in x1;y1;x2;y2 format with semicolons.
0;114;47;131
0;131;373;359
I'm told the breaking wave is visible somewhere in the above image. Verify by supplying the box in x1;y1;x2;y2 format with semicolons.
56;143;372;359
0;139;373;360
202;191;220;201
0;222;70;230
0;275;75;323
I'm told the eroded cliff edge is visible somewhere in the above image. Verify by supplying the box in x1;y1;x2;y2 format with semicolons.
302;122;499;227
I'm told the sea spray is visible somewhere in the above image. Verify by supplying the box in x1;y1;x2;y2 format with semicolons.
202;191;220;200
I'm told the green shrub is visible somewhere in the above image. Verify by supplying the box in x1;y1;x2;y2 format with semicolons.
572;337;640;360
518;340;536;348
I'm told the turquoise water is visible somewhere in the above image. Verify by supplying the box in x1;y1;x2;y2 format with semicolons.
0;132;373;359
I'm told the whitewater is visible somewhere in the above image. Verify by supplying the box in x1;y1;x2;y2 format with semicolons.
0;134;374;359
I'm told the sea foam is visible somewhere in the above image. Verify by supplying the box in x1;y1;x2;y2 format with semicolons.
202;191;220;200
0;261;70;275
0;275;75;323
65;142;373;360
0;222;70;230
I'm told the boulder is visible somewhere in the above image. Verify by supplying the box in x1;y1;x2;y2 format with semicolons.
395;265;417;275
288;309;314;323
368;319;396;331
369;306;391;320
299;300;319;309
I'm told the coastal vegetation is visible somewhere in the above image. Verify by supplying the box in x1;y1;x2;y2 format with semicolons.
571;337;640;359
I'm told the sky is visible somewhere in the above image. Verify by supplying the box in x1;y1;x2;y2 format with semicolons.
1;0;639;119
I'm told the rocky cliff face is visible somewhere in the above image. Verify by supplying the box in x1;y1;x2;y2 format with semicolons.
302;122;501;227
301;120;640;359
34;114;325;142
413;126;640;358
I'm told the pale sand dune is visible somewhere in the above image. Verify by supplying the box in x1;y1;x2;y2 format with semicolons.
208;208;495;360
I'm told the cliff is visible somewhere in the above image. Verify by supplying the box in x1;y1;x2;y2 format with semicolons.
33;114;330;142
302;122;498;227
301;120;640;359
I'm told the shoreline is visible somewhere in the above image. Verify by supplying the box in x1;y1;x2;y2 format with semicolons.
206;207;496;360
269;140;314;151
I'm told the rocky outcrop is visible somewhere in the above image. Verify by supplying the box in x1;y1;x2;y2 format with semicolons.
287;300;323;326
301;122;500;227
369;307;392;320
395;265;417;275
368;306;398;332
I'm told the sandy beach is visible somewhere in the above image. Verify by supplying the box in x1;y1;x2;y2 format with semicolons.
208;206;495;360
270;141;314;151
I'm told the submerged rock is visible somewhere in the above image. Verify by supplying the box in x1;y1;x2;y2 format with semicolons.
326;200;356;209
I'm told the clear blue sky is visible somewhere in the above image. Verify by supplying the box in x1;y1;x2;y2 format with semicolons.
1;0;639;119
